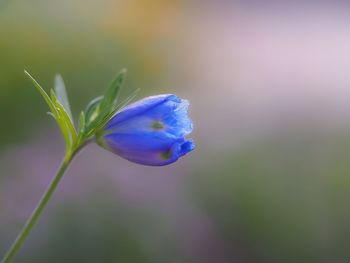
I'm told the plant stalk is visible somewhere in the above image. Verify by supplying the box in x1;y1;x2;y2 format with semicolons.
1;152;76;263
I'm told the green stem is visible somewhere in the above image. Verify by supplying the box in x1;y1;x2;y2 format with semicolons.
1;152;76;263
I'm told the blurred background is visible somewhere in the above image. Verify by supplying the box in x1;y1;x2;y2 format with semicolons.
1;0;350;262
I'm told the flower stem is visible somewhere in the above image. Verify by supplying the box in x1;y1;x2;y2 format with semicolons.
1;153;76;263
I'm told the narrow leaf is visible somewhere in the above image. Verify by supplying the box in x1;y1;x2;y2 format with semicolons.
78;111;85;135
75;111;86;145
51;89;77;147
24;70;57;115
85;96;103;124
50;91;72;147
99;68;127;114
47;112;56;120
55;74;73;121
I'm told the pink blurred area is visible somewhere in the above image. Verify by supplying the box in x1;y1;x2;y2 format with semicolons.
185;2;350;144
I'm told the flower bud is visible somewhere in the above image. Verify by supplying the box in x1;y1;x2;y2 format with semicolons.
96;94;195;166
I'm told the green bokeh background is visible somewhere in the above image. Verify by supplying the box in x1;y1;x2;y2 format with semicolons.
2;1;350;262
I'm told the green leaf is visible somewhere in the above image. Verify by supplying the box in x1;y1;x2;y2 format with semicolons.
51;89;77;148
47;111;56;119
50;90;71;147
78;111;85;135
75;111;86;146
83;69;137;137
24;70;57;116
25;70;75;150
85;95;103;125
55;74;73;121
85;70;127;134
99;68;127;114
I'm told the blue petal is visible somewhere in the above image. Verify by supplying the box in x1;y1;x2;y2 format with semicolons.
104;138;195;166
178;139;195;157
104;95;193;138
105;94;178;130
98;94;195;166
103;132;180;152
146;98;193;137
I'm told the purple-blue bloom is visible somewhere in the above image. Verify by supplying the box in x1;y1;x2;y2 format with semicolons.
96;94;195;166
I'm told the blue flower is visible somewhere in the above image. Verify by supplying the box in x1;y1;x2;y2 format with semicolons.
96;94;195;166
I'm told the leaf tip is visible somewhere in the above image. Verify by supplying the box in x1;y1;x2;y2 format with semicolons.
55;73;63;82
24;69;31;77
